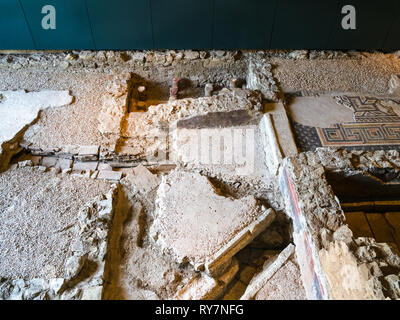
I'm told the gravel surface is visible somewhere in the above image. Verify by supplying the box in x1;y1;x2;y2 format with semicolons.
0;167;111;279
0;68;108;148
272;53;400;96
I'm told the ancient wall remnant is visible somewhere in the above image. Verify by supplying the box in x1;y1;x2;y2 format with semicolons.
280;147;400;300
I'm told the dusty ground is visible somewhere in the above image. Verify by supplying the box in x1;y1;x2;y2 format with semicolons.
0;166;111;279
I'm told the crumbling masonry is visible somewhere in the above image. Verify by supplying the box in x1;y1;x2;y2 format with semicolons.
0;49;399;300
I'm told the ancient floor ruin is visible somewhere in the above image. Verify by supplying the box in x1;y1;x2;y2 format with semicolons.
0;50;399;300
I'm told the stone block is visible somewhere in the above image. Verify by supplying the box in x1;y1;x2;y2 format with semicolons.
55;158;73;170
76;145;99;161
98;162;113;171
96;170;122;182
125;165;160;194
42;156;58;168
18;160;33;167
81;286;103;300
72;161;98;173
150;171;275;277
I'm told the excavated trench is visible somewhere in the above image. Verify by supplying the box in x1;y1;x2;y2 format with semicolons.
2;50;400;300
0;52;300;300
326;170;400;254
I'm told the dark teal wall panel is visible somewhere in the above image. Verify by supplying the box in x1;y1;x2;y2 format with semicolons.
271;0;339;49
1;0;399;50
0;0;35;49
380;1;400;51
20;0;94;49
86;0;153;50
151;0;213;49
329;0;396;50
213;0;277;49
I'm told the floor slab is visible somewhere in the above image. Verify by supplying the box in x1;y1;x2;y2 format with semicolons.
150;170;275;275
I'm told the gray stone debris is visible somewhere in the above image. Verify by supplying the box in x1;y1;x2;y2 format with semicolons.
76;145;100;161
241;244;297;299
175;259;239;300
18;160;33;168
42;156;58;168
204;83;213;97
246;56;278;101
55;158;73;170
184;50;200;60
389;74;400;96
96;170;123;182
288;50;309;60
72;161;98;172
124;165;160;194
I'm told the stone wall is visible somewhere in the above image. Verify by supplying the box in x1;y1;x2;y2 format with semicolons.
280;147;400;300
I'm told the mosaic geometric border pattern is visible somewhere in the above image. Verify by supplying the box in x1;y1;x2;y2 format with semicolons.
293;121;400;152
334;96;400;123
290;93;400;152
317;123;400;146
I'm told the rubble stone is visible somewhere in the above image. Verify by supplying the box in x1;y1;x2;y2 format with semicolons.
72;161;98;172
319;241;378;300
42;156;58;167
241;244;295;299
246;57;278;100
55;158;73;170
124;165;160;194
174;259;239;300
76;145;99;161
96;170;122;182
81;286;103;300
